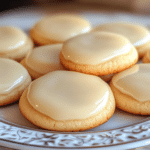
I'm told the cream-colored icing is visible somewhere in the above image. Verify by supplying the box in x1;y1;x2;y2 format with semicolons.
34;14;91;42
113;64;150;102
0;26;27;53
92;22;150;47
0;58;29;94
27;71;111;120
61;32;132;65
25;44;64;74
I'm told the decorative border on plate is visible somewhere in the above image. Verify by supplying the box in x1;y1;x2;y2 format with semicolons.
0;119;150;149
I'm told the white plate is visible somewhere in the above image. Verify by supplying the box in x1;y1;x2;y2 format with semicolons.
0;7;150;150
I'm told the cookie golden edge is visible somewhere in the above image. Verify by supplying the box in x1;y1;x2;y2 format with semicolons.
0;76;31;106
0;37;34;61
60;47;139;76
110;77;150;115
19;88;116;132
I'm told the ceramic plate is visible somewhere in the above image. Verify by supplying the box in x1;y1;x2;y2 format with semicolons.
0;7;150;150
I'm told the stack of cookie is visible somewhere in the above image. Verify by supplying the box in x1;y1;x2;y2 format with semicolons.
1;14;150;132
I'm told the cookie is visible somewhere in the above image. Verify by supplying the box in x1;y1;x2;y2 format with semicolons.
60;32;138;76
30;14;91;45
92;22;150;58
19;71;115;132
143;50;150;63
110;64;150;115
0;58;31;106
0;26;33;61
20;44;64;79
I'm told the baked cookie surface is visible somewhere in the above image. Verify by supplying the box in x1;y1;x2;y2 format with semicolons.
60;32;138;76
0;58;31;106
92;22;150;58
19;71;115;132
110;64;150;115
0;26;33;61
20;44;64;79
30;14;91;45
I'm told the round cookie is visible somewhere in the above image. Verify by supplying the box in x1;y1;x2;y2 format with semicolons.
92;22;150;58
60;32;138;76
20;44;64;79
110;64;150;115
0;26;33;61
30;14;91;45
0;58;31;106
19;71;115;132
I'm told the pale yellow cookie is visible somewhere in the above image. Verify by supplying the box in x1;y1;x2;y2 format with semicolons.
0;26;33;61
60;32;138;76
19;71;115;132
0;58;31;106
20;44;64;79
110;64;150;115
30;14;91;45
92;22;150;58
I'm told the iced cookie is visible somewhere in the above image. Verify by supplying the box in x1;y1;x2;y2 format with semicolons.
60;32;138;76
19;71;115;132
30;14;91;45
110;64;150;115
0;26;33;61
92;22;150;58
0;58;31;106
21;44;64;79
